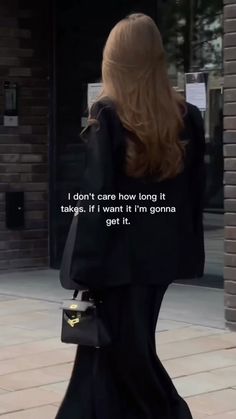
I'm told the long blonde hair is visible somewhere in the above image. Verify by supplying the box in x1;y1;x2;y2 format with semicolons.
91;13;186;181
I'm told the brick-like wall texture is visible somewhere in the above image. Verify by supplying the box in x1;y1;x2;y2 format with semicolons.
224;0;236;330
0;0;49;270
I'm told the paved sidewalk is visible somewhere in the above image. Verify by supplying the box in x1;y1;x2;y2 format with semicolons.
0;270;235;418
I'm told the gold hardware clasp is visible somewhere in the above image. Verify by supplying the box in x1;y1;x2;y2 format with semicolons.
67;317;80;327
70;304;78;309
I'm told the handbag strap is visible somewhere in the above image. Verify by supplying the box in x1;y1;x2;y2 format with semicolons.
60;198;90;300
73;290;79;299
60;199;80;290
72;289;94;301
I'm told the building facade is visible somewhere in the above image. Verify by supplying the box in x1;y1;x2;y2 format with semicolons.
0;0;235;329
0;0;49;270
224;0;236;330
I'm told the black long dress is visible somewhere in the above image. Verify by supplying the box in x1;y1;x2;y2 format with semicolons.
56;98;205;419
55;284;193;419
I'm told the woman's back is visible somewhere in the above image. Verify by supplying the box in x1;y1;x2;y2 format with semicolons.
68;98;205;289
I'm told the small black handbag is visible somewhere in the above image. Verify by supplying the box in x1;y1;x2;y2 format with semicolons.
59;203;111;348
61;289;111;348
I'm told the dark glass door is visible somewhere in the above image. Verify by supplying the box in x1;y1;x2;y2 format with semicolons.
50;0;158;267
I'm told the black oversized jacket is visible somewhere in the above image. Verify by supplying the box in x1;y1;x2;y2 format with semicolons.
61;98;206;289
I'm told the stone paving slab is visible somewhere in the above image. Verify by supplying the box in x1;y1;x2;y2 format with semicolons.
0;387;62;415
157;325;229;344
0;347;75;375
0;405;58;419
174;371;236;398
0;364;72;391
41;381;71;394
156;319;191;331
163;348;236;377
157;332;236;360
186;389;236;416
0;338;69;362
205;412;236;419
191;410;236;419
0;287;235;418
0;298;58;315
0;296;18;302
210;366;236;387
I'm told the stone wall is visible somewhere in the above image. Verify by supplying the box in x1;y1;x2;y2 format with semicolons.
224;0;236;330
0;0;49;270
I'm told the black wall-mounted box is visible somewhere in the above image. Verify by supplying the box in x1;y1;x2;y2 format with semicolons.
5;191;24;229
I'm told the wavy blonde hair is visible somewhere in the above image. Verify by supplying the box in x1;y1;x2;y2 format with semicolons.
91;13;186;181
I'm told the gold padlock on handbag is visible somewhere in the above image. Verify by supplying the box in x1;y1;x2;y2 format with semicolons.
66;313;81;327
62;299;92;328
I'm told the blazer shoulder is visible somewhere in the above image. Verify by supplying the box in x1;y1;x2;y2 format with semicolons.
90;97;125;145
81;98;116;138
82;97;124;152
90;97;118;120
185;102;204;128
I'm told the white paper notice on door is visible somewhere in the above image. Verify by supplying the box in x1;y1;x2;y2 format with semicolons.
185;73;207;111
87;83;103;109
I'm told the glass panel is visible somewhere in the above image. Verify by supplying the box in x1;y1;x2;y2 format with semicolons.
51;0;158;267
159;0;224;287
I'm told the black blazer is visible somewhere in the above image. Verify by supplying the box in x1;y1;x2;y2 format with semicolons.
62;98;206;289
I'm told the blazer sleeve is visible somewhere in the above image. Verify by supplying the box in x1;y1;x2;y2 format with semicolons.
69;102;117;289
